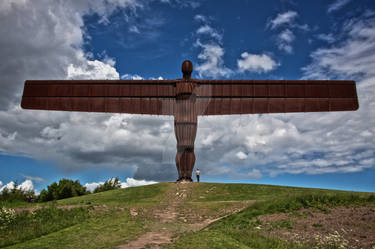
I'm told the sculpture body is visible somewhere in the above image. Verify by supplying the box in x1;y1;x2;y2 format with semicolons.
21;61;359;181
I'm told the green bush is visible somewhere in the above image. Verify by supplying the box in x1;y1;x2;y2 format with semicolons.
0;182;36;203
0;207;16;230
38;179;89;202
93;177;121;193
0;206;90;248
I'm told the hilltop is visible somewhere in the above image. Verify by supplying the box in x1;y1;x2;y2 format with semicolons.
1;182;374;249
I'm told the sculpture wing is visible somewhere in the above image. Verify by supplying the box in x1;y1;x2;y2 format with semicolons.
21;80;176;115
195;80;359;115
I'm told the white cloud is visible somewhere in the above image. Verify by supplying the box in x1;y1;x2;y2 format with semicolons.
84;177;157;192
0;181;2;187
18;180;35;192
267;11;301;53
0;0;374;183
0;0;145;109
196;25;222;41
0;0;179;180
236;151;248;160
121;177;157;188
0;180;37;194
278;43;293;54
120;74;144;80
237;52;278;73
268;11;298;29
129;25;140;33
316;33;335;43
84;181;104;192
279;29;295;43
194;15;232;78
328;0;352;13
303;16;375;80
0;181;15;192
195;41;232;78
67;58;120;80
277;29;295;53
194;14;206;22
21;174;44;183
149;76;164;80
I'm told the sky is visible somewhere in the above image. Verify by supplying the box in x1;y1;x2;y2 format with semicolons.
1;0;375;193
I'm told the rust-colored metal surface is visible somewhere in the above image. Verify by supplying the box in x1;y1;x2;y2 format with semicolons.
21;60;359;181
22;80;177;115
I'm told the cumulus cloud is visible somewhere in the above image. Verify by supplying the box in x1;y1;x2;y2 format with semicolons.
121;177;157;187
268;11;298;29
84;181;104;192
302;15;375;80
67;58;120;79
279;29;295;43
84;177;157;192
194;16;232;78
267;10;307;54
237;52;278;73
328;0;352;13
236;151;248;160
316;33;335;43
195;41;233;77
0;0;178;180
195;12;375;178
277;29;295;53
0;0;374;184
0;180;36;193
196;25;223;42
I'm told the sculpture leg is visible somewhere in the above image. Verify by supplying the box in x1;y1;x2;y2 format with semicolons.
174;122;197;181
174;94;197;181
175;147;196;181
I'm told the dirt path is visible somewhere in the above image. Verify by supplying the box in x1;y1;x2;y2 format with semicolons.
117;182;255;249
13;204;90;214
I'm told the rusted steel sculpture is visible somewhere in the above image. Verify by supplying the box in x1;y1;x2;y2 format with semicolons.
21;60;359;181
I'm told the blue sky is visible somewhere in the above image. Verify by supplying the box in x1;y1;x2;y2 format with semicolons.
0;0;375;193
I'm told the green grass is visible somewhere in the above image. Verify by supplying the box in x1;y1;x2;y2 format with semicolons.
188;182;371;202
0;200;37;209
0;183;168;249
4;208;145;249
1;182;374;249
171;192;375;249
0;206;90;248
56;182;167;206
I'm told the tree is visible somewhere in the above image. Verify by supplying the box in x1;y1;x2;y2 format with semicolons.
93;177;122;193
0;181;36;203
38;179;88;202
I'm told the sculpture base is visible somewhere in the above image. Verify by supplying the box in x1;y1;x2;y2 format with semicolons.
176;177;193;182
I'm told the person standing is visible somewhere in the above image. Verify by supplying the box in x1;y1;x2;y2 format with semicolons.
196;168;200;182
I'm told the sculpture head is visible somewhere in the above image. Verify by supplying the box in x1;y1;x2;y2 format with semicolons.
182;60;193;79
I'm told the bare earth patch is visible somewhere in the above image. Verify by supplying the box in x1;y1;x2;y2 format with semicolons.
117;231;173;249
256;206;375;249
13;205;91;214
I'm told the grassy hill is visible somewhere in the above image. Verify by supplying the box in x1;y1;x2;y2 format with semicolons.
1;182;374;249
